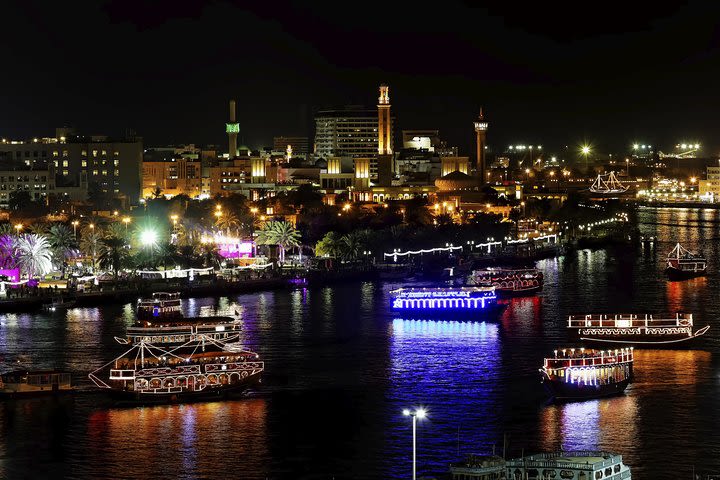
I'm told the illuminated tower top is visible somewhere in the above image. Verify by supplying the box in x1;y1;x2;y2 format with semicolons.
474;107;488;132
378;84;390;105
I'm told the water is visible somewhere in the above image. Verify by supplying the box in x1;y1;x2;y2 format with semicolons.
2;207;720;479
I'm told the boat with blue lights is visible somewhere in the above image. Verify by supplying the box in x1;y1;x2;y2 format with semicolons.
389;286;500;314
471;267;543;297
567;312;709;346
540;347;633;400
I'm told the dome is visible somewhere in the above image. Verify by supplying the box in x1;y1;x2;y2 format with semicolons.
434;171;480;191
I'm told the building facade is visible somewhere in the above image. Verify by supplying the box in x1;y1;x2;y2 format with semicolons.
0;129;143;205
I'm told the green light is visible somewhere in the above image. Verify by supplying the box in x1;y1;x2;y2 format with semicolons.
226;123;240;133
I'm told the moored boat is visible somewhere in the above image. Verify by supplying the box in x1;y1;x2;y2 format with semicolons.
567;312;709;346
0;370;74;396
137;292;183;320
540;347;633;400
665;243;706;279
471;267;543;296
389;286;500;314
42;297;76;313
89;339;263;405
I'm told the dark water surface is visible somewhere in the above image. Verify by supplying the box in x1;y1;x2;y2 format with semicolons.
2;207;720;479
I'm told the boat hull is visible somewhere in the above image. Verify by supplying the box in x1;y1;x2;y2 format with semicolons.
576;325;709;347
495;284;543;297
107;374;261;406
541;375;630;400
391;303;506;319
665;265;706;280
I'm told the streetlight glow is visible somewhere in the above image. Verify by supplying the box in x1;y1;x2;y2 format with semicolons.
140;229;158;246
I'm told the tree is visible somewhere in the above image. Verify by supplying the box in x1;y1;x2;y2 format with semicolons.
256;221;301;264
0;235;18;270
315;231;343;258
15;234;53;280
215;211;240;236
99;236;129;280
47;223;77;276
80;230;103;271
341;231;367;261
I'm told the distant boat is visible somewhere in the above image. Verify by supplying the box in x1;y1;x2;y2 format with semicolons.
42;297;76;313
470;267;543;297
589;171;629;194
666;243;706;279
0;370;74;396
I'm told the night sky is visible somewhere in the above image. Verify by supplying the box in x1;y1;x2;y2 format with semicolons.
3;1;720;156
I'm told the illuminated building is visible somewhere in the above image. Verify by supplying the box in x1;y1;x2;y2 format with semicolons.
273;136;309;159
142;145;203;199
698;166;720;201
314;106;381;159
377;84;392;156
0;127;142;204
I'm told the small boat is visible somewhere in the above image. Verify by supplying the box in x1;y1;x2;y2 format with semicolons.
137;292;183;320
389;286;503;317
42;297;76;312
471;267;543;297
567;312;709;346
0;370;74;396
539;347;633;400
89;340;263;405
666;243;706;279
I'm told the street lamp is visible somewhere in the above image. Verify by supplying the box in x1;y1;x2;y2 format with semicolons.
581;145;591;172
71;220;79;238
122;216;131;232
403;408;427;480
14;223;22;236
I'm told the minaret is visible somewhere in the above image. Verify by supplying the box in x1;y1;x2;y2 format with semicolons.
226;100;239;158
474;107;489;182
377;84;392;155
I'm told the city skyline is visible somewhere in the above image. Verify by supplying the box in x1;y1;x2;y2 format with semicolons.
3;1;719;155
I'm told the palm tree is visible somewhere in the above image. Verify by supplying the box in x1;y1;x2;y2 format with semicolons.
215;211;240;236
200;243;222;269
315;231;343;258
256;221;300;264
0;234;18;270
0;223;13;236
29;223;48;235
80;230;103;272
99;236;129;281
47;223;76;276
341;231;366;261
15;234;53;280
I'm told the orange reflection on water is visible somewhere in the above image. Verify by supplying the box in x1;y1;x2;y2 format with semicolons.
665;276;707;312
87;399;267;478
631;349;711;392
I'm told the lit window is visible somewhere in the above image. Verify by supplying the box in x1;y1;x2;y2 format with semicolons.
53;160;59;168
113;159;119;166
102;170;107;176
114;169;119;176
92;150;98;157
82;150;87;156
101;150;107;156
92;170;99;176
62;160;68;167
81;160;87;167
62;150;68;157
62;170;68;176
52;151;59;157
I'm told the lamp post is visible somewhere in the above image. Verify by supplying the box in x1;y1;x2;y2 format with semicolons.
71;220;79;238
14;223;22;236
122;216;131;232
403;408;427;480
581;146;591;173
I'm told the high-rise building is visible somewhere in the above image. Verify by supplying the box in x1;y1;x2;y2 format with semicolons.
0;129;143;205
314;106;381;160
273;136;309;158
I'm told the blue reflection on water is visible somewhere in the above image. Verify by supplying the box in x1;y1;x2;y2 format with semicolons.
386;318;502;478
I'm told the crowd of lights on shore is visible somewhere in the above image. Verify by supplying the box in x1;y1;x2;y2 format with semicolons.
577;213;628;231
384;245;462;258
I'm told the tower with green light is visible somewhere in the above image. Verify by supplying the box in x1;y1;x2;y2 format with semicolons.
227;100;239;158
